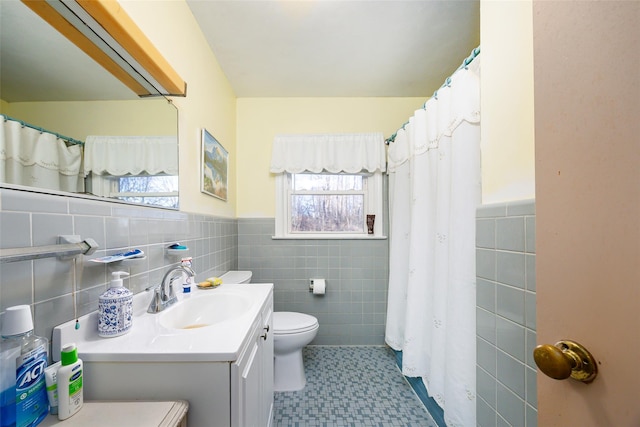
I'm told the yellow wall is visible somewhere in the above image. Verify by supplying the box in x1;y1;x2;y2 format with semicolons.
4;98;175;139
120;0;237;217
480;0;535;204
125;0;535;213
7;0;531;215
128;0;534;213
235;97;424;217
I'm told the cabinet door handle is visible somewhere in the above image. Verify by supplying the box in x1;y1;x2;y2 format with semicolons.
260;326;270;340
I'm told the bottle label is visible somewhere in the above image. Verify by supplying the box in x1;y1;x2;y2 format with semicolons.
15;344;48;427
67;368;83;408
1;385;16;427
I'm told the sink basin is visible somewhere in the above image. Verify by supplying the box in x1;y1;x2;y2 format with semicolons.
52;282;273;363
159;293;252;330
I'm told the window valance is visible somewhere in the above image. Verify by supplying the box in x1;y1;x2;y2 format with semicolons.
83;135;178;177
269;132;386;174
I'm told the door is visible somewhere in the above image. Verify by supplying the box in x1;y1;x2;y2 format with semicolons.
533;1;640;426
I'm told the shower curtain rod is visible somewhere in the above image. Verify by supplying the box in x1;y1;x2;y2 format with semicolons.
385;46;480;145
1;114;84;146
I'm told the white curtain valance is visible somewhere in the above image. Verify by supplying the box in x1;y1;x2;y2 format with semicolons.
83;135;178;177
270;132;386;174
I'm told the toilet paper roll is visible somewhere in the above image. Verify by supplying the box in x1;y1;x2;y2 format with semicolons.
312;279;326;295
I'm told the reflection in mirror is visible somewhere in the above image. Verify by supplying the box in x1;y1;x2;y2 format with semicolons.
0;1;179;209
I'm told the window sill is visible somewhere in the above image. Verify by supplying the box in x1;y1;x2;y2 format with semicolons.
272;235;387;240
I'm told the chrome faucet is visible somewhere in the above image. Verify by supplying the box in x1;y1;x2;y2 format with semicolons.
147;264;196;313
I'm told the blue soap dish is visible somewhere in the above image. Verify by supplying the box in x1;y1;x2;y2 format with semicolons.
167;243;189;256
90;249;145;264
168;243;188;250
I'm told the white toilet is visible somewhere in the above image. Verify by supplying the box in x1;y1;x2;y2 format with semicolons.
219;270;254;285
219;271;319;392
272;311;318;391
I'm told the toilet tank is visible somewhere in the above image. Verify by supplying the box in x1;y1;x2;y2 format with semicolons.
220;271;252;284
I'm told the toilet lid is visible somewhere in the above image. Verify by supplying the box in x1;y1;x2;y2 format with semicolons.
219;271;252;284
273;312;319;334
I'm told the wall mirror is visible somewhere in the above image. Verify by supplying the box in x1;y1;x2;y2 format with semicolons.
0;1;180;209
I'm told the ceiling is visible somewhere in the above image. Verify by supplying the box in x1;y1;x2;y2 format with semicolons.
186;0;480;97
0;0;480;102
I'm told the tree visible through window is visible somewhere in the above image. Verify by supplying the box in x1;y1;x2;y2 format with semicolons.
289;174;365;233
117;175;179;208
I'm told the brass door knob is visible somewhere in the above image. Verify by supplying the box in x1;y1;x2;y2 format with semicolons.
533;340;597;383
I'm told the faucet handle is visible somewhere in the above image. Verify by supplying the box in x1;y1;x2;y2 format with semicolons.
154;286;162;305
145;283;160;292
147;285;163;313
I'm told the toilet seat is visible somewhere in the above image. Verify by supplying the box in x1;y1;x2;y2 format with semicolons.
273;312;319;335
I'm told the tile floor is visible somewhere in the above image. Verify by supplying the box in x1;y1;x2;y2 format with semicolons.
273;346;437;427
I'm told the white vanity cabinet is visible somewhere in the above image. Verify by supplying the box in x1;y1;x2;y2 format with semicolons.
261;307;274;425
231;299;273;427
55;284;274;427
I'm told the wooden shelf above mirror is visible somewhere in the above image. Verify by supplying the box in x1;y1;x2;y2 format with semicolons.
22;0;186;97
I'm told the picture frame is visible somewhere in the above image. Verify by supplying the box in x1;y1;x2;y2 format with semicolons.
200;129;228;201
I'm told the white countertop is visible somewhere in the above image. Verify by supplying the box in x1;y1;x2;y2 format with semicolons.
52;283;273;363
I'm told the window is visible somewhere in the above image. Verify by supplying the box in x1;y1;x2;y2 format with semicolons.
270;132;386;238
83;135;179;208
275;172;384;239
116;175;179;208
87;174;178;208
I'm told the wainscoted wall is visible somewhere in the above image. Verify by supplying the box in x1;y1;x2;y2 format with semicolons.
237;219;389;345
2;188;539;425
476;200;537;427
0;187;237;343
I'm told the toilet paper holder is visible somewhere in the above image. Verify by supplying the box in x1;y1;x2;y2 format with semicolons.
309;278;325;293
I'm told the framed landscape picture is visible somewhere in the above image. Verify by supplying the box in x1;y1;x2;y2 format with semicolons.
200;129;228;201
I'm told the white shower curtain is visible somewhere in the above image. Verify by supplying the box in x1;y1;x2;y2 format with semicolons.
0;119;83;192
385;56;481;427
